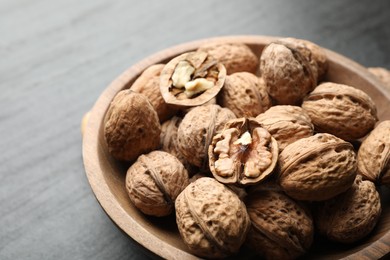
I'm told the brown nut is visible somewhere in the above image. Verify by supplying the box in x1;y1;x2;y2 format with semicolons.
126;151;189;217
260;40;317;105
245;190;314;260
177;104;236;168
175;177;250;258
209;118;278;186
217;72;271;117
368;67;390;91
197;42;259;74
357;120;390;185
315;175;381;243
130;64;178;122
278;37;328;80
302;82;378;141
160;51;226;107
104;90;161;161
278;133;357;201
256;105;314;151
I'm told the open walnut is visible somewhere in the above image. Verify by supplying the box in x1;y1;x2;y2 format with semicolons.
197;42;259;74
160;51;226;107
357;120;390;185
209;118;278;186
315;175;381;243
104;90;161;161
126;151;189;217
175;177;250;258
245;190;314;260
256;105;314;151
177;104;236;168
302;82;378;141
217;72;271;117
278;133;357;201
260;39;318;105
130;64;178;122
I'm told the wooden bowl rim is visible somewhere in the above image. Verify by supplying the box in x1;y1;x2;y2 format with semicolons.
82;35;390;260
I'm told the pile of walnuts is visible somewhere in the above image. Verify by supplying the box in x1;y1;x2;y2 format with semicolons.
103;38;389;259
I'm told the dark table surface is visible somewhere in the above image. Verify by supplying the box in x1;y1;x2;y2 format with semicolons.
1;0;390;259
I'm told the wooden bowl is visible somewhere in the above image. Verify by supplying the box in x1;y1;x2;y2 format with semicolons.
82;35;390;259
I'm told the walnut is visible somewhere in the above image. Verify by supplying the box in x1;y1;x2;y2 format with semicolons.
357;120;390;185
245;190;313;260
175;177;250;258
177;104;236;168
278;133;357;201
130;64;178;122
277;37;328;80
256;105;314;151
368;67;390;91
160;51;226;107
126;151;189;217
217;72;271;117
197;42;259;74
302;82;378;141
315;175;381;243
209;118;278;186
104;90;161;161
260;40;317;105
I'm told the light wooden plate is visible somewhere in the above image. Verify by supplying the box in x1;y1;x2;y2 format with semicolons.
82;35;390;259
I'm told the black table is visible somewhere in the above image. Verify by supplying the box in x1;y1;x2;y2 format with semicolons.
1;0;390;259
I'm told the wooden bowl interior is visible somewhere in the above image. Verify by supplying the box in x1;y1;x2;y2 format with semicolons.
83;36;390;259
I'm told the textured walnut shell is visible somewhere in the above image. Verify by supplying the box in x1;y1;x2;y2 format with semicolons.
197;42;259;74
104;90;161;161
130;64;178;122
357;120;390;185
126;151;189;217
175;177;250;258
302;82;378;141
278;37;328;80
245;190;313;260
160;51;226;107
315;175;381;243
256;105;314;151
209;118;278;186
260;41;317;105
217;72;271;117
177;104;236;168
369;67;390;91
278;133;357;201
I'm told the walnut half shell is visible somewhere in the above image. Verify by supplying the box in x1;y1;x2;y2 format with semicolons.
160;51;226;107
209;117;279;186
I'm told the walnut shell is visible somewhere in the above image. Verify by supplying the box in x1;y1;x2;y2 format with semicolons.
175;177;250;258
368;67;390;91
357;120;390;185
256;105;314;151
278;37;328;80
126;151;189;217
177;104;236;168
278;133;357;201
209;117;279;186
104;90;161;161
197;42;259;74
131;64;178;122
245;190;314;260
302;82;378;141
217;72;271;117
260;41;317;105
315;175;381;243
160;51;226;107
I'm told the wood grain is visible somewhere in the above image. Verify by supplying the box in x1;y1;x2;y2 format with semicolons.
1;0;390;259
